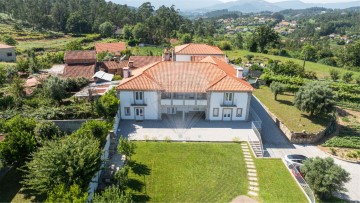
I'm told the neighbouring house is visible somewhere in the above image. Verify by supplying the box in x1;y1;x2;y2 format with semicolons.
0;43;16;62
74;81;120;99
93;71;114;83
116;56;254;121
62;51;97;80
95;42;126;57
64;50;96;64
102;60;128;76
172;43;226;62
24;75;48;95
127;56;162;69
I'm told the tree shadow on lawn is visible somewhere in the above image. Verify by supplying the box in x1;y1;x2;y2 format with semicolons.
132;194;150;202
301;114;334;128
128;178;145;192
128;161;151;176
277;99;293;106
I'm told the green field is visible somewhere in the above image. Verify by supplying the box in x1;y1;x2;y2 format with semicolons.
225;49;360;79
253;86;332;133
129;142;306;202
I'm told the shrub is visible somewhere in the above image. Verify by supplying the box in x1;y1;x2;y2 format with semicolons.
318;57;337;67
113;75;122;81
301;157;350;200
329;69;340;81
1;34;17;46
34;121;62;145
342;72;353;83
181;33;192;44
219;41;231;50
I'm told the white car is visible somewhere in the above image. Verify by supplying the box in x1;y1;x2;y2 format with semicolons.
284;154;308;168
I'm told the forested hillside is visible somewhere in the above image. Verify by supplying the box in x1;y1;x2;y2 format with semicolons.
0;0;215;44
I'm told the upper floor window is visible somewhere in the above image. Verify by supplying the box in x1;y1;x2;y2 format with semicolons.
173;93;184;100
224;92;233;102
197;93;207;100
161;92;171;99
135;91;143;101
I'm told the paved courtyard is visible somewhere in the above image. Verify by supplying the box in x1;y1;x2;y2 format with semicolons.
118;114;257;142
251;96;360;202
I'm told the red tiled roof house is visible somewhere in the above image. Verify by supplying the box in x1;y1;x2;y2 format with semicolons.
62;50;97;80
173;43;226;62
95;42;126;56
116;54;254;121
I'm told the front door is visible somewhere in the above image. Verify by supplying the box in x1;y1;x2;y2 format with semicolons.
223;108;232;121
135;108;144;120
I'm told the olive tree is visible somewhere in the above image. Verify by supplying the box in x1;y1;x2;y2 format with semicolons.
294;81;335;116
270;82;284;100
301;157;350;200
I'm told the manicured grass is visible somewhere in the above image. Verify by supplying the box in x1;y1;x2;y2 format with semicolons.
255;158;308;203
129;142;248;202
225;49;360;79
253;86;332;132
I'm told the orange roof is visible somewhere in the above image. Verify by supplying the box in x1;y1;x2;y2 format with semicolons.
102;61;127;70
128;56;162;69
62;64;95;80
95;42;126;56
64;51;96;61
117;57;253;92
191;55;225;62
174;44;224;55
0;43;14;49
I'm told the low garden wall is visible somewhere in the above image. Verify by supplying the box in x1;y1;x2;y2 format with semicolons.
254;96;337;144
50;119;103;134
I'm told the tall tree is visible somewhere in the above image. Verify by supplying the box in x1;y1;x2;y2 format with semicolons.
294;81;335;116
254;26;279;53
22;134;101;195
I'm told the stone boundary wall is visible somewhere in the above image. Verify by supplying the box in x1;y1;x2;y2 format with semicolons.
50;119;103;134
253;96;336;144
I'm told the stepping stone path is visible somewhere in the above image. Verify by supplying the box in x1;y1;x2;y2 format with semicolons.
241;143;259;197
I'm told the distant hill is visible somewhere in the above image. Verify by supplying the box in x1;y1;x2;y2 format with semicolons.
107;0;222;10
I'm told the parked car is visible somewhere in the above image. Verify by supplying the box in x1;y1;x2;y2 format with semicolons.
284;154;308;168
292;165;304;179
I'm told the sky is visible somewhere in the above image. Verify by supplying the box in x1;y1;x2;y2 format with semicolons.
222;0;356;2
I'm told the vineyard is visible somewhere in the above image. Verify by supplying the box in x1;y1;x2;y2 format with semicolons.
323;125;360;149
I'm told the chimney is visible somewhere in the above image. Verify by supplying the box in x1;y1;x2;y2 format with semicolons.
128;61;134;68
236;67;244;79
171;49;175;61
123;67;130;78
163;49;170;61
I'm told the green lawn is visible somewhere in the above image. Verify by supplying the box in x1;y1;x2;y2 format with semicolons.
17;37;77;51
253;86;332;133
255;159;308;203
129;142;307;203
225;49;360;79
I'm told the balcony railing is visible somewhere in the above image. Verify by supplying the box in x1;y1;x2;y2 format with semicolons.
160;99;207;106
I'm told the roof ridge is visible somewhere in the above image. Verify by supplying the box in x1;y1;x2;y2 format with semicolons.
116;61;161;89
175;44;190;53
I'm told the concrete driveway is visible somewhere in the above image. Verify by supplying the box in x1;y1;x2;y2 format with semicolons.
118;115;257;142
251;96;360;202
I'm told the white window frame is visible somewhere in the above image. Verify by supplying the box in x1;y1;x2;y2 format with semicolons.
213;108;219;117
135;91;143;101
224;92;233;102
124;107;131;116
236;108;243;117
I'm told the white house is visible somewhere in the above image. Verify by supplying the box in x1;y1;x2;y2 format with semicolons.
0;44;16;62
116;56;254;121
171;43;227;62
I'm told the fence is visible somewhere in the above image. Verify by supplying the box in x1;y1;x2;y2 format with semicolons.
86;108;122;201
287;162;316;203
249;108;264;157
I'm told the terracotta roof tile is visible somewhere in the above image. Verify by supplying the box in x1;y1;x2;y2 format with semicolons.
95;42;126;56
174;44;224;55
62;64;95;80
64;51;96;62
191;55;226;62
117;58;253;92
128;56;162;68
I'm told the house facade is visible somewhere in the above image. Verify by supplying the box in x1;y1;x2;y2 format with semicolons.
0;44;16;62
116;56;253;121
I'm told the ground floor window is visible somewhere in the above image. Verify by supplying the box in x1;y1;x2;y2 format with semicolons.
167;107;177;114
213;108;219;117
236;108;243;117
124;107;131;116
7;52;12;57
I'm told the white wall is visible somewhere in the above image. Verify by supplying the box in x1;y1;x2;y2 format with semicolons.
208;92;251;121
118;91;159;120
175;55;191;61
0;48;16;62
